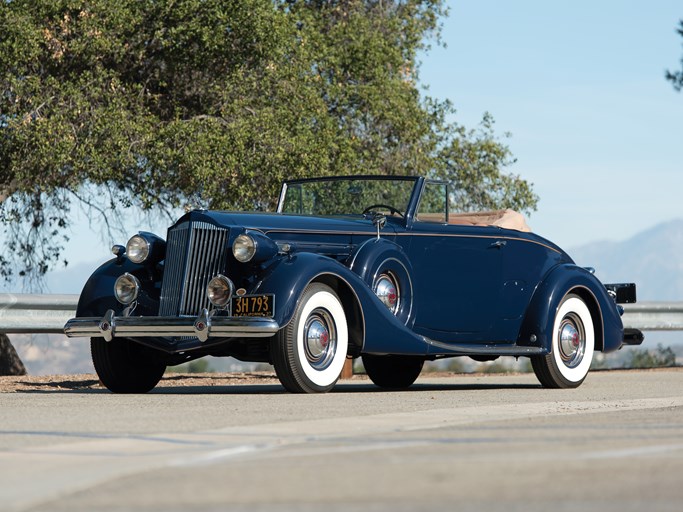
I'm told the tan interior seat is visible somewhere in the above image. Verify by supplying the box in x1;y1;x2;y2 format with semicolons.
448;209;532;232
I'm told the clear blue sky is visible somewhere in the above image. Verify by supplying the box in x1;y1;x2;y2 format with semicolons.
420;0;683;248
7;0;683;293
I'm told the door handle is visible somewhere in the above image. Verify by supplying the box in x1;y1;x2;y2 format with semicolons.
490;240;507;249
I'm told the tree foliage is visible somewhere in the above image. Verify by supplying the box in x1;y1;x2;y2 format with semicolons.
627;344;677;369
0;0;538;282
667;19;683;91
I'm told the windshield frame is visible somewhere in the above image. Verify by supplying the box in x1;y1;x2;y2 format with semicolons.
276;175;423;220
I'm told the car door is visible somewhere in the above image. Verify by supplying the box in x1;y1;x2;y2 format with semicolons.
406;223;505;341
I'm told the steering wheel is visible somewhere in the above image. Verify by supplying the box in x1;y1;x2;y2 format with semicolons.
362;204;404;218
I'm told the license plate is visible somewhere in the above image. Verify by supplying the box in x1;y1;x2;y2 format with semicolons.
231;294;274;317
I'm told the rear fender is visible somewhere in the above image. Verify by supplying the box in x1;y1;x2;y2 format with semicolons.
517;264;624;353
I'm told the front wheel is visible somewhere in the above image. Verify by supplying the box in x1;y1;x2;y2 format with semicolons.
531;294;595;389
91;337;166;393
271;283;349;393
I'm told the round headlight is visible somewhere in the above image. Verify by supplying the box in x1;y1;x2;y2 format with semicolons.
114;273;140;304
233;234;256;263
126;235;150;264
207;275;234;307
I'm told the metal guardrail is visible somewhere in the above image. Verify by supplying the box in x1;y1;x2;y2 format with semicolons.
0;294;78;334
622;302;683;331
0;294;681;335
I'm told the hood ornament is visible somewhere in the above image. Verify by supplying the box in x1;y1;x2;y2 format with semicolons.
183;188;208;213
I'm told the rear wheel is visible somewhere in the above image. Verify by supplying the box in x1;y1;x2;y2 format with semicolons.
91;338;166;393
362;354;424;389
271;283;348;393
531;294;595;389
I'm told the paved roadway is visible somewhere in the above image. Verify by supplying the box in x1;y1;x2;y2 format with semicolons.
1;369;682;512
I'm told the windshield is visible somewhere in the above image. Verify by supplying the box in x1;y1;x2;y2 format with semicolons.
279;177;417;217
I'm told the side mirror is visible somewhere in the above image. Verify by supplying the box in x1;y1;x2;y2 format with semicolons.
372;213;386;238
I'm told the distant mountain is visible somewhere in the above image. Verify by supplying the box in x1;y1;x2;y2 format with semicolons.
45;260;102;294
568;219;683;301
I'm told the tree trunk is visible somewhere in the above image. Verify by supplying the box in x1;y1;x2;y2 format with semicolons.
0;334;27;375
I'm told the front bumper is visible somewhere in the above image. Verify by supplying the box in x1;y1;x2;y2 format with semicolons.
64;309;280;342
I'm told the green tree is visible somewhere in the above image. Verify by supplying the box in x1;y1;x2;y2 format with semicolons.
1;0;538;282
666;19;683;91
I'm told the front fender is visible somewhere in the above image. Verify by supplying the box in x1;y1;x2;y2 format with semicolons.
254;252;430;355
76;258;159;317
517;264;624;353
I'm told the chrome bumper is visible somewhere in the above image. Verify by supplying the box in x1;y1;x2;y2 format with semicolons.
64;309;280;342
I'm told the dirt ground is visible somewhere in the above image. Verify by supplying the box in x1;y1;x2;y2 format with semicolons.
0;372;289;393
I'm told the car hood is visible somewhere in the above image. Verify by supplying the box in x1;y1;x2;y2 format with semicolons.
168;210;391;237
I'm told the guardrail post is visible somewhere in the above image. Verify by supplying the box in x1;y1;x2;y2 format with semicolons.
0;333;27;375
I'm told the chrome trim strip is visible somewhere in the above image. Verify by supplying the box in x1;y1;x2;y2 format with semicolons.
263;228;380;236
262;228;561;254
64;312;279;340
276;183;288;213
395;232;561;254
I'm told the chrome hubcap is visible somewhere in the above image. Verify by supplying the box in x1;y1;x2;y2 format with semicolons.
303;308;337;370
558;313;585;368
374;273;400;314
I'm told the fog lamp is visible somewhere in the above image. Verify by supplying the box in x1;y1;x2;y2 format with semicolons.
114;273;140;304
207;275;234;307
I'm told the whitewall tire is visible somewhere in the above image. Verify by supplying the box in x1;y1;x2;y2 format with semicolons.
532;294;595;389
271;283;348;393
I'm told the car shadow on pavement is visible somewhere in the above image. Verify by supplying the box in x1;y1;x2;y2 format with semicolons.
2;372;541;395
12;379;540;394
333;382;541;393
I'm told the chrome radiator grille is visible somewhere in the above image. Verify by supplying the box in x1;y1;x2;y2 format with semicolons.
159;221;230;316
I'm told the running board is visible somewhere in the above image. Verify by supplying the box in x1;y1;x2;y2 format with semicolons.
425;338;547;357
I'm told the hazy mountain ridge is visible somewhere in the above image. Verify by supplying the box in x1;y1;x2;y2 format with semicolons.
568;218;683;301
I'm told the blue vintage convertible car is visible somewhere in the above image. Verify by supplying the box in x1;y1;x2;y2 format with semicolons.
64;176;642;393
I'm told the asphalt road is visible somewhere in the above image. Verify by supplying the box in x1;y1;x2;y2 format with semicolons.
1;369;682;512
